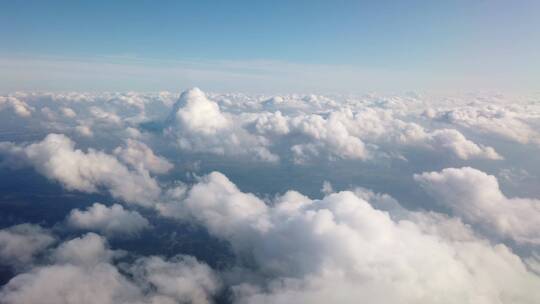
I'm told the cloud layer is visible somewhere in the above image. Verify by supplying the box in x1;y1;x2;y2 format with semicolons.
158;172;540;304
1;88;540;303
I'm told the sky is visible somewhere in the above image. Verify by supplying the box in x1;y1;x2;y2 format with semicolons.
1;1;540;93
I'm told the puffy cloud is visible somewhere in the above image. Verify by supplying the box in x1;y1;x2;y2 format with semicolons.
53;233;117;266
1;90;540;304
157;171;270;241
0;96;33;117
89;106;122;125
67;203;150;237
0;233;221;304
111;93;147;111
40;106;57;120
250;110;371;162
172;88;230;135
75;124;93;137
429;105;540;145
288;113;369;162
114;139;173;174
251;111;290;136
60;107;77;118
0;134;161;206
0;233;141;304
425;129;502;160
415;167;540;245
0;262;142;304
313;109;501;160
125;127;142;139
397;126;502;160
158;171;540;304
0;224;55;267
130;255;221;304
248;105;500;162
166;88;278;162
0;90;509;163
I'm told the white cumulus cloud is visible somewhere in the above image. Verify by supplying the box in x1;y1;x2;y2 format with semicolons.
67;203;150;237
158;171;540;304
0;134;161;206
166;88;279;162
0;232;221;304
0;224;55;267
415;167;540;245
0;96;33;117
114;139;173;174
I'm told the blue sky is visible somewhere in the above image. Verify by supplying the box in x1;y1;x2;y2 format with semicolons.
1;0;539;93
